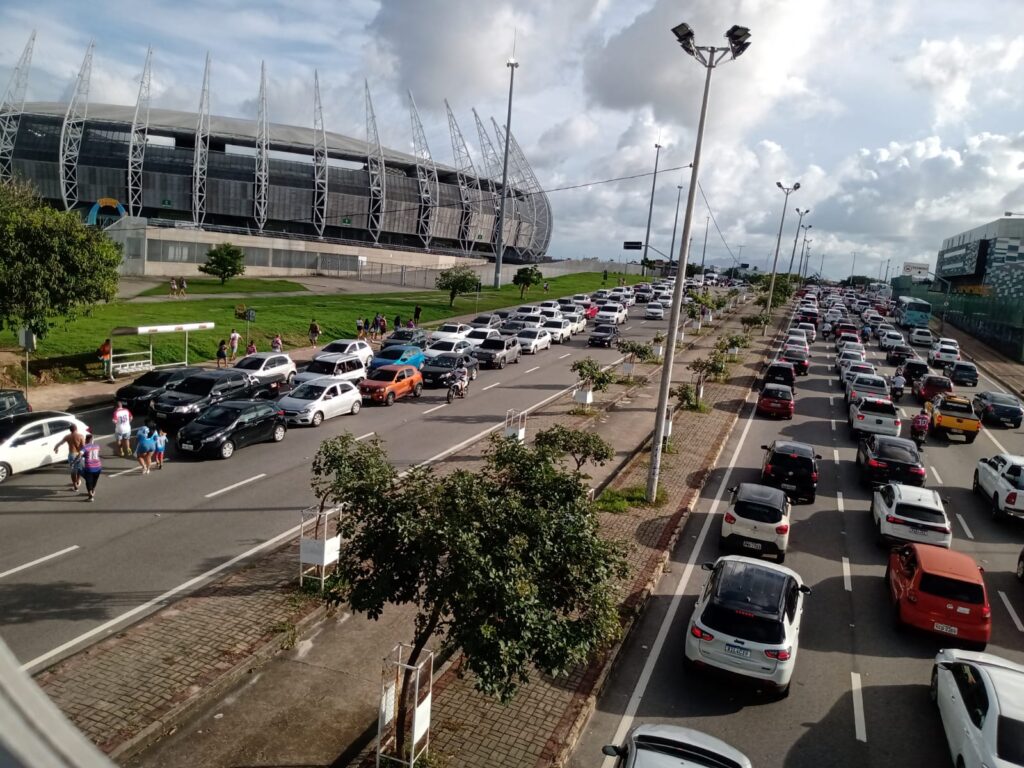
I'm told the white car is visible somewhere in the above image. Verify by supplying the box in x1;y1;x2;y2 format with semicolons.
840;361;877;388
516;328;553;353
423;338;473;360
645;302;665;320
0;411;91;484
684;556;810;698
294;353;366;387
539;308;563;321
909;328;934;346
846;374;891;403
720;483;791;563
234;352;296;384
429;322;473;342
537;300;561;311
276;377;361;427
849;397;901;438
563;312;586;335
797;322;817;343
872;483;950;547
835;334;861;352
879;331;905;350
929;344;961;366
835;348;866;371
973;453;1024;522
314;338;374;367
931;649;1024;768
464;328;501;350
595;303;627;325
543;318;572;343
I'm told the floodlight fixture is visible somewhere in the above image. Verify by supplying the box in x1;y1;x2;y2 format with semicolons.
671;22;697;56
725;25;751;59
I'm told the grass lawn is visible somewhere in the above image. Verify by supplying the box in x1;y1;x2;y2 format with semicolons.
1;271;647;384
137;278;308;297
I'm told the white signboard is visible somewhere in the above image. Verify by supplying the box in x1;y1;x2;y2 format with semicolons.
380;682;396;727
413;691;431;745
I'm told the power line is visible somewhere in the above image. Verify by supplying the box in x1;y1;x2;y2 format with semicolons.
696;180;739;267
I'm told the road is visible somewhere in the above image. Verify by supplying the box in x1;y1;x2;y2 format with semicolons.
0;299;676;671
572;310;1024;767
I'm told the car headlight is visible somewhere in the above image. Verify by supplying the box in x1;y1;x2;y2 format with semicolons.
201;431;225;443
174;403;200;413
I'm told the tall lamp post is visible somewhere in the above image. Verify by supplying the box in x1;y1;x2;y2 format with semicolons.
492;55;519;289
641;144;663;277
645;21;751;504
786;207;810;285
797;223;812;281
762;182;800;335
668;184;684;267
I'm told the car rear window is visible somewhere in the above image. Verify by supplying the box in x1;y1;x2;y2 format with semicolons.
855;376;886;388
939;399;972;414
859;401;897;415
771;452;813;471
918;574;984;604
894;504;945;525
877;442;919;463
763;388;792;401
997;717;1024;764
480;339;505;350
734;500;784;523
700;603;784;645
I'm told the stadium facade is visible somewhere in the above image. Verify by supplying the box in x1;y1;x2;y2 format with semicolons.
0;36;553;277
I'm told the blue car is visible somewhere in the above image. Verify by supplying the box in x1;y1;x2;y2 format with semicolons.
369;345;425;370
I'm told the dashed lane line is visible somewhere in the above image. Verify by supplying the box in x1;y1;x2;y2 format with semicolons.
831;419;837;432
842;557;852;592
356;432;375;441
930;466;943;484
204;473;266;499
999;591;1024;633
109;466;142;478
558;352;572;359
956;513;975;540
833;449;840;465
481;382;501;391
851;672;867;742
422;404;447;415
0;545;80;580
837;491;845;513
525;366;540;373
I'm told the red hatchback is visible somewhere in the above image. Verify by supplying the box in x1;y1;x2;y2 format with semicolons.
757;384;795;419
887;543;991;648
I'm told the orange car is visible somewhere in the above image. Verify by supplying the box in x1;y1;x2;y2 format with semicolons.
358;364;423;406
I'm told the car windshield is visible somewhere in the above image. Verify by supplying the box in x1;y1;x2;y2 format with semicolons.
876;441;919;462
860;401;897;415
918;574;984;604
289;384;326;400
997;716;1024;763
194;405;241;426
467;331;490;340
595;325;616;334
174;377;217;396
430;341;457;351
480;339;506;350
305;360;338;374
390;330;415;341
734;500;784;523
544;321;561;328
234;357;265;371
367;369;397;382
431;356;459;369
926;378;952;390
763;388;792;401
438;324;460;333
894;503;945;525
133;370;178;387
472;316;494;325
519;330;539;339
321;342;351;354
783;349;808;360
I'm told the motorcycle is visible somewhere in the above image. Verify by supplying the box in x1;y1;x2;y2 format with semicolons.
891;386;904;403
911;425;927;449
443;372;469;404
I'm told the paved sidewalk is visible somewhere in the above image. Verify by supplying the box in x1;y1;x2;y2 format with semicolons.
929;319;1024;394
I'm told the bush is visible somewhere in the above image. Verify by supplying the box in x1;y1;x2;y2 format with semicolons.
571;356;614;392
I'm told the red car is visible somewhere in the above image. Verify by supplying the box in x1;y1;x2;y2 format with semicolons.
757;384;795;419
887;543;991;648
914;375;954;403
579;302;599;319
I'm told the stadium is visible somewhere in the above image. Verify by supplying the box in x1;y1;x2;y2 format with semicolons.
0;37;553;279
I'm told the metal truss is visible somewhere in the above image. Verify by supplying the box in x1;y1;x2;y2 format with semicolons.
312;70;328;237
489;116;522;254
59;41;93;211
127;47;152;217
364;80;386;243
408;91;439;248
445;100;483;254
507;129;552;258
472;108;503;248
192;53;211;227
254;61;269;232
0;30;35;184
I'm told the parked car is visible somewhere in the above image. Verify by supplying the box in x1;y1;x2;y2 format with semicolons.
973;391;1024;428
887;543;990;648
294;353;366;387
0;411;89;484
856;435;927;487
429;323;474;342
684;556;811;698
915;375;954;403
380;328;429;350
369;345;426;371
150;369;277;431
872;483;951;548
588;324;620;348
849;397;901;438
472;336;522;369
422;338;474;360
909;328;934;346
926;394;981;443
543;318;573;343
314;338;374;367
358;365;423;406
277;377;361;427
114;367;203;415
517;328;553;354
468;314;502;330
763;361;797;393
943;361;979;387
176;399;286;459
757;384;795;419
721;483;791;562
420;352;479;388
644;302;665;320
973;453;1024;522
463;328;501;350
780;347;810;376
760;439;820;502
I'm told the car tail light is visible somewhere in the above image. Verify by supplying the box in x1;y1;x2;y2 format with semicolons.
277;410;285;416
856;414;865;420
765;648;792;661
724;512;737;524
894;419;901;427
764;464;773;477
775;524;790;534
982;604;992;619
1008;492;1018;505
909;466;926;476
690;624;714;641
811;471;819;482
868;459;888;468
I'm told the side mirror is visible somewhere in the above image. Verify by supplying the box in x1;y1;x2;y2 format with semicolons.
760;444;769;450
815;454;823;460
727;486;737;493
602;745;624;758
701;562;714;572
799;585;812;595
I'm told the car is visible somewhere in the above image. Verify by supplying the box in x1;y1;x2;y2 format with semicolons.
760;440;820;502
572;293;590;304
763;361;797;392
644;302;665;320
757;384;795;419
368;345;426;370
887;543;990;648
683;556;810;697
885;344;917;366
0;389;31;420
515;312;545;328
835;332;861;351
779;347;810;375
314;339;374;367
429;322;474;342
973;453;1024;522
595;303;627;325
849;397;901;438
497;320;527;338
276;377;361;426
114;367;203;415
563;312;586;335
517;328;553;354
797;322;817;343
929;344;961;366
973;391;1024;428
537;300;561;311
784;335;810;354
380;328;430;350
149;369;276;431
175;399;286;459
0;411;90;484
878;330;905;350
234;352;297;385
909;328;934;346
422;338;474;360
472;336;522;369
358;364;423;405
579;302;599;320
944;361;979;386
901;359;931;386
835;348;866;372
846;374;890;404
915;374;954;403
931;649;1024;768
539;308;563;322
468;314;502;330
856;434;927;487
463;328;501;350
294;353;366;387
588;324;620;348
420;352;479;388
542;318;573;343
926;394;981;443
872;483;951;548
721;483;791;562
840;361;877;388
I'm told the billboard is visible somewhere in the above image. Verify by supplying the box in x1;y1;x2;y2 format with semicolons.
936;239;987;278
902;261;930;278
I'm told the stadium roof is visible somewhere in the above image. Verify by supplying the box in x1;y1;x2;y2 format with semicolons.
22;102;458;174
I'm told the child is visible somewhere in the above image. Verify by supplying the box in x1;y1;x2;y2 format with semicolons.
153;428;168;470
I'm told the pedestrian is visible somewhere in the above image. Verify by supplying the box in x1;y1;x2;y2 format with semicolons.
134;424;155;475
228;328;241;362
308;319;321;348
380;315;388;338
370;315;380;341
543;281;549;293
178;277;188;298
356;317;364;339
216;339;228;368
602;269;608;284
246;339;257;355
406;318;415;328
112;401;132;458
363;318;370;340
169;277;178;298
54;423;86;491
153;427;168;469
413;305;422;325
97;338;113;381
81;432;102;502
270;334;283;352
394;314;401;330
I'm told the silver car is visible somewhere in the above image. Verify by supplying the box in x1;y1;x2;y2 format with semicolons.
276;377;361;427
516;328;553;353
603;724;752;767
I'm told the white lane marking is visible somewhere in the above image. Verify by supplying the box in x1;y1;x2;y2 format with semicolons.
930;466;943;484
73;405;114;416
623;326;632;331
109;466;141;478
21;522;302;674
829;396;835;407
93;433;114;442
204;473;267;499
481;382;501;391
422;404;447;415
603;396;758;764
851;672;867;742
983;428;1010;455
956;513;975;540
831;419;836;431
842;557;852;592
837;491;845;513
833;449;840;465
639;320;648;325
0;545;80;580
898;408;906;418
999;591;1024;633
356;432;375;441
525;366;540;373
558;353;572;359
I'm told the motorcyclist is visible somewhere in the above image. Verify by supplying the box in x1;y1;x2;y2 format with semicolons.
453;362;469;396
821;320;833;341
911;408;930;438
891;371;906;396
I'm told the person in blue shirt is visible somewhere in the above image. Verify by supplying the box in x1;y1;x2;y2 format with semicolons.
134;424;157;475
153;428;168;470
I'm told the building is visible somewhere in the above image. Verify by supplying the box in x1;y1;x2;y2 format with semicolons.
936;217;1024;297
901;261;929;279
0;37;553;278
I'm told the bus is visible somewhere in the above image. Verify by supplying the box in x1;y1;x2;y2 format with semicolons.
895;295;931;328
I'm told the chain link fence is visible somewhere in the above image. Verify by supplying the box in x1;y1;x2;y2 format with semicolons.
905;284;1024;360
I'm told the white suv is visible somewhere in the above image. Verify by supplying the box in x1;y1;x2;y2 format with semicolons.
684;556;810;698
872;483;951;548
849;397;901;437
721;483;791;563
909;328;933;346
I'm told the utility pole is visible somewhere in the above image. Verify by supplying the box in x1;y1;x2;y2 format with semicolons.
699;214;710;274
786;208;810;285
492;55;519;289
850;251;858;286
668;184;683;268
819;252;824;281
641;143;662;278
764;183;800;334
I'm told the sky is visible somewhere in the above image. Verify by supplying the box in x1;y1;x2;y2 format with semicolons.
2;0;1024;280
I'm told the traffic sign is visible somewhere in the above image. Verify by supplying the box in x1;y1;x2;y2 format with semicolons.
245;308;256;323
623;241;643;250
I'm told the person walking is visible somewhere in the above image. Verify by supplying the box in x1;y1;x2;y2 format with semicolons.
356;317;364;340
228;328;241;362
54;423;86;491
97;338;113;381
169;277;178;298
216;339;228;368
413;305;422;325
379;315;388;338
112;401;132;458
543;281;549;293
270;333;283;352
81;432;102;502
153;428;168;470
370;315;380;341
363;317;370;340
134;424;156;475
394;314;401;331
308;319;321;348
178;277;188;298
246;339;257;355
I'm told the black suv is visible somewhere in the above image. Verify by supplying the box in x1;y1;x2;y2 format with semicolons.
943;361;979;387
176;399;286;460
760;440;821;503
149;369;273;430
856;435;926;487
900;359;930;386
115;366;204;414
588;324;620;348
420;353;479;388
381;328;429;349
763;361;797;392
0;389;31;419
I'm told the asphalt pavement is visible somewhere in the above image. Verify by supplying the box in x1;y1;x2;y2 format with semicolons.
571;312;1024;767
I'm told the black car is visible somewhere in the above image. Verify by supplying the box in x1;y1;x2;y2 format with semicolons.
760;440;820;502
973;391;1024;428
885;345;916;366
588;324;620;347
115;366;204;414
763;361;797;392
420;353;479;388
497;320;527;338
176;400;286;459
149;369;271;431
380;328;429;349
900;359;931;386
943;361;979;386
0;389;31;419
856;435;926;487
780;348;810;375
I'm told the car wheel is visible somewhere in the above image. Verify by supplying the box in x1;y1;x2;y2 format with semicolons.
514;354;521;363
350;399;361;415
929;667;939;705
966;433;977;443
776;551;786;564
498;357;507;369
972;471;979;494
773;683;791;700
807;493;816;504
1016;556;1024;582
310;411;324;427
0;462;10;484
412;383;423;397
470;368;478;381
219;440;235;460
272;424;286;442
287;371;295;384
385;392;396;406
993;493;1004;521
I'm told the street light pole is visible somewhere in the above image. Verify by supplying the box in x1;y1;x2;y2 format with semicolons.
797;223;812;282
762;182;800;334
699;214;710;274
646;21;751;504
800;239;812;282
668;184;684;268
492;56;519;289
819;251;825;280
850;251;858;286
641;143;663;278
786;208;810;286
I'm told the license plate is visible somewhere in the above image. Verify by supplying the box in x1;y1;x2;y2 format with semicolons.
742;541;763;550
180;443;194;451
875;419;883;424
781;483;796;490
933;623;958;635
724;644;751;657
1003;419;1015;425
950;429;963;434
909;525;927;534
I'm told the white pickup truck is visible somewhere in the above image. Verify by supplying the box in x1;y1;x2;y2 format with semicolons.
974;453;1024;522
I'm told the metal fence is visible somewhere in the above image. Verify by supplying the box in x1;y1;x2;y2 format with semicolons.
906;284;1024;361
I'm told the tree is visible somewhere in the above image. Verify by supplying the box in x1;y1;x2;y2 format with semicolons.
435;265;480;306
513;265;543;299
534;425;614;473
571;356;615;392
615;339;656;373
0;181;121;338
311;433;624;759
198;242;246;284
